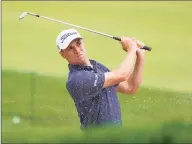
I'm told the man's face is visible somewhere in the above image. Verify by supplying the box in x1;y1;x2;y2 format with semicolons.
60;38;87;64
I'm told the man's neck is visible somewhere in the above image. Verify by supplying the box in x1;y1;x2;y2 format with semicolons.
84;59;93;68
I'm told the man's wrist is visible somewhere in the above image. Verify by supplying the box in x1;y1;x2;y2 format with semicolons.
128;49;137;55
129;46;138;53
136;50;145;59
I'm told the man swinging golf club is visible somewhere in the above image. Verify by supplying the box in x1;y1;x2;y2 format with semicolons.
56;28;146;129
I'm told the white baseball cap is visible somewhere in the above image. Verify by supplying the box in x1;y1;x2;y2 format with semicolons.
56;29;83;51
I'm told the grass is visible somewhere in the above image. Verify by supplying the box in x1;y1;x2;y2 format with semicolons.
2;1;192;143
2;1;192;92
2;70;192;143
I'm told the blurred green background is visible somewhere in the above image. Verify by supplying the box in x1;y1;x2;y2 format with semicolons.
2;1;192;143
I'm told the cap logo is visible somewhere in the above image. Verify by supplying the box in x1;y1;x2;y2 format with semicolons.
60;32;77;43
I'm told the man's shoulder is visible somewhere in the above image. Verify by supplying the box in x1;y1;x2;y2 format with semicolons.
94;60;110;72
66;70;82;82
66;71;77;90
66;70;89;86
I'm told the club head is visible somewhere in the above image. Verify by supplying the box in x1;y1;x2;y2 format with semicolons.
19;12;27;20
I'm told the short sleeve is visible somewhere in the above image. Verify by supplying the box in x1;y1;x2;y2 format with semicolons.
66;70;105;103
97;62;119;87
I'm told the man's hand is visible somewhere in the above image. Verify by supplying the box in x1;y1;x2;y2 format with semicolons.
136;39;146;57
130;37;146;57
120;37;138;53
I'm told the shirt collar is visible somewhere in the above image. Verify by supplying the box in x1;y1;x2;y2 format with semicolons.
68;59;97;72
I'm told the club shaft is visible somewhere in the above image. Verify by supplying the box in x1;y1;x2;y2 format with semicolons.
24;12;152;51
27;12;113;38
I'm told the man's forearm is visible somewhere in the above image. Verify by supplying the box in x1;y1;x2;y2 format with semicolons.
117;50;137;79
128;51;145;88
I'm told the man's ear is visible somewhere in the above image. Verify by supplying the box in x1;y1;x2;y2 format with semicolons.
59;50;65;58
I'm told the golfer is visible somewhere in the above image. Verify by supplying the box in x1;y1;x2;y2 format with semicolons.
56;29;145;129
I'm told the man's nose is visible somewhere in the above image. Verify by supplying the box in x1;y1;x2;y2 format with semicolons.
73;46;81;53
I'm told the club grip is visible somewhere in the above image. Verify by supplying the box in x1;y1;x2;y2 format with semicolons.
141;46;152;51
113;36;121;41
113;36;152;51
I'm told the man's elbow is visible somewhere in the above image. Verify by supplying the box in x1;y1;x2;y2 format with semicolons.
124;85;140;95
118;71;131;82
129;88;138;95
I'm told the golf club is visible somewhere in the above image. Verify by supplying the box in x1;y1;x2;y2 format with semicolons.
19;12;152;51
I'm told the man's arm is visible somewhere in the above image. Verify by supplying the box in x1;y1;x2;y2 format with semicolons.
115;49;145;94
103;37;138;88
